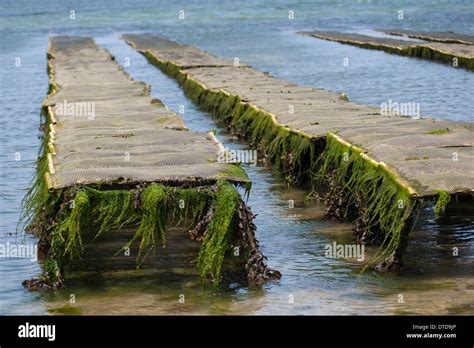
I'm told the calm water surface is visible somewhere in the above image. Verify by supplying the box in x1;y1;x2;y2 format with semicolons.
0;0;473;315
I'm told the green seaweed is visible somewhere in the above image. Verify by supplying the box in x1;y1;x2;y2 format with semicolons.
89;188;137;240
434;190;451;216
426;129;450;134
25;180;248;287
312;134;418;268
197;181;240;286
59;190;90;258
43;190;90;284
171;186;212;227
125;184;167;266
19;107;63;235
211;163;251;192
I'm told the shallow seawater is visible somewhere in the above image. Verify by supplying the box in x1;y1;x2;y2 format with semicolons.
0;0;473;315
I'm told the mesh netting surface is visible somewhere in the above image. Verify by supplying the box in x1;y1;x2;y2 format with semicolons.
124;34;474;196
45;36;247;189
